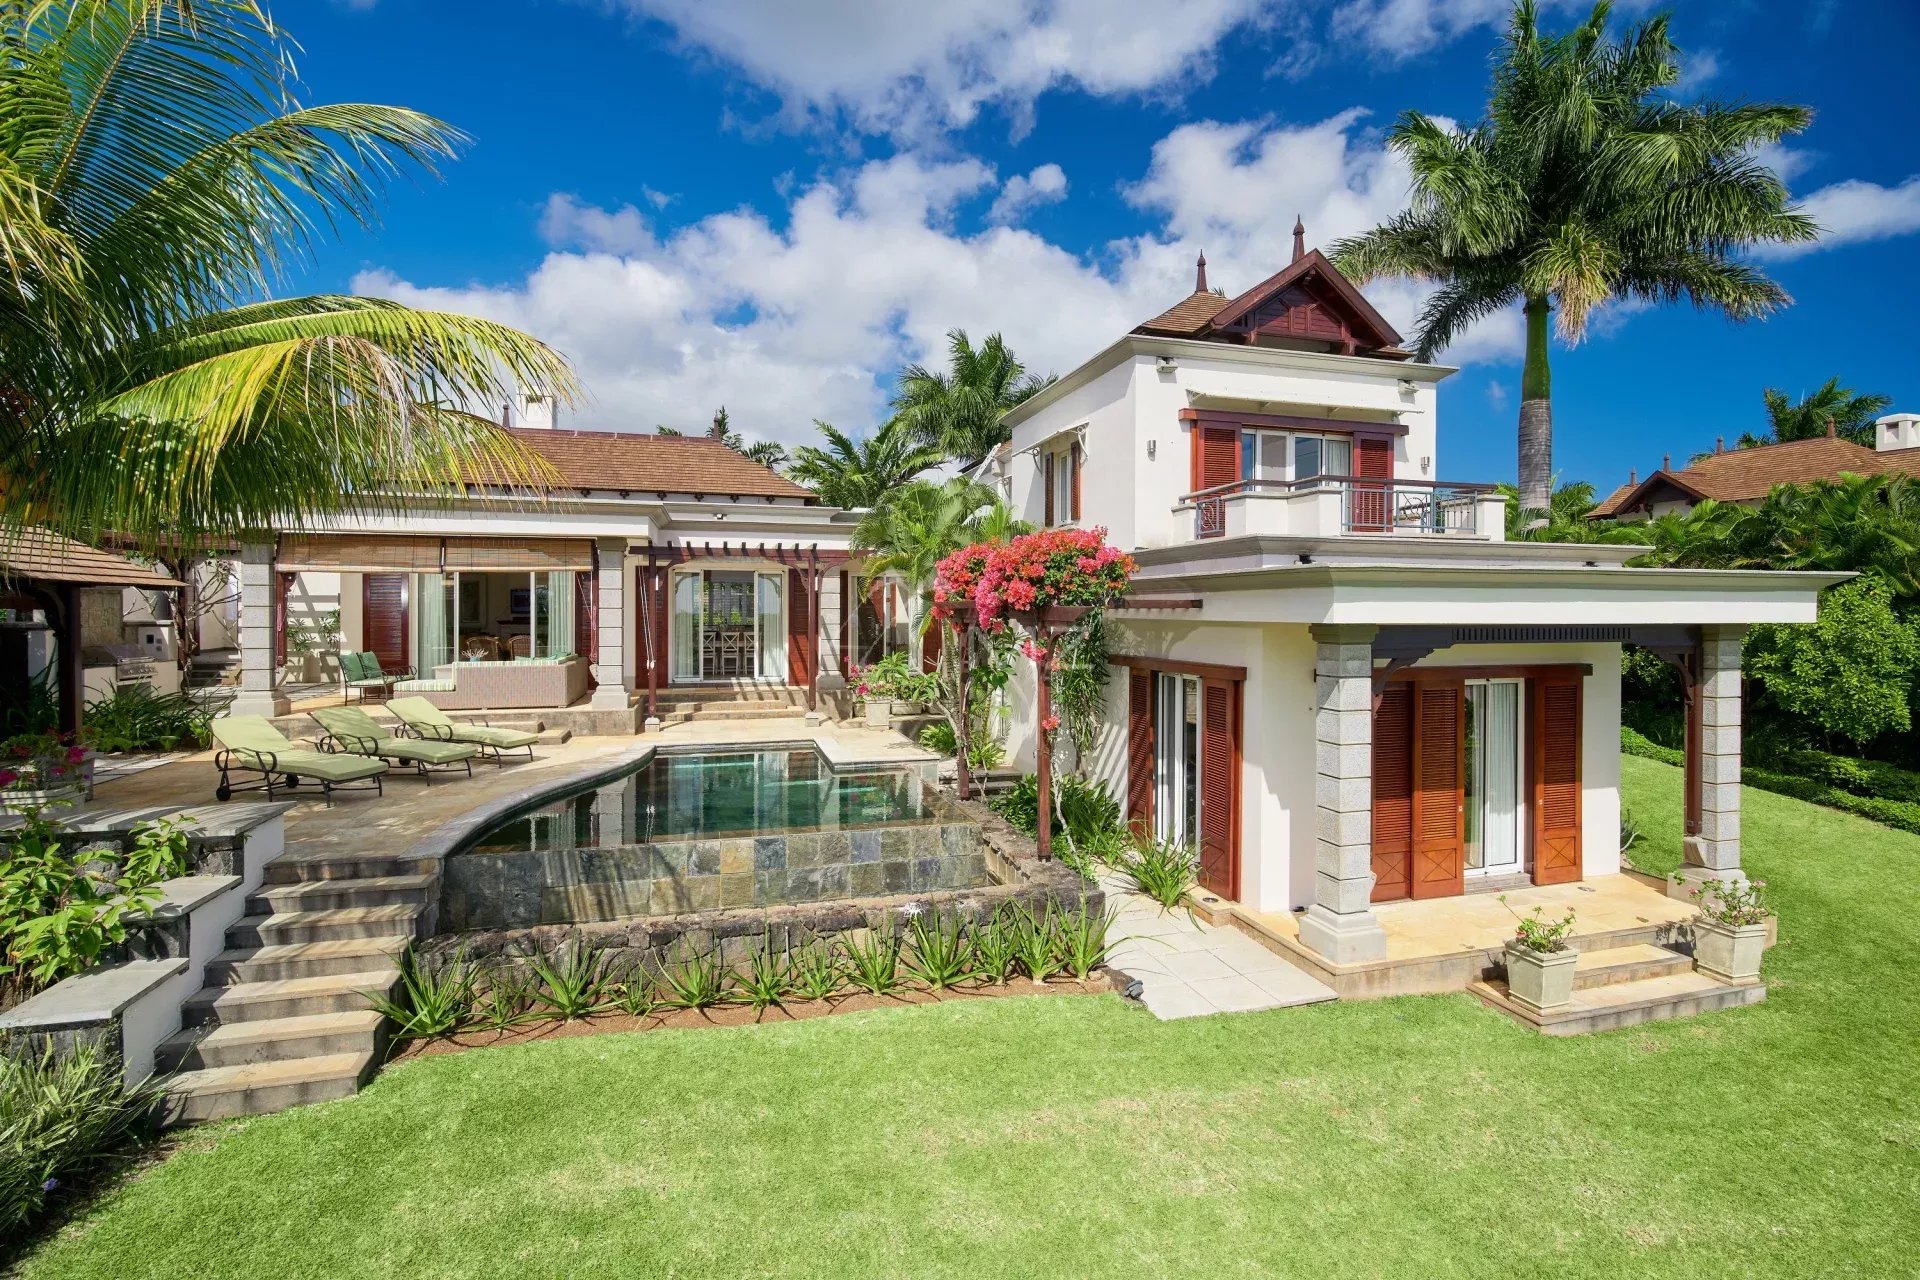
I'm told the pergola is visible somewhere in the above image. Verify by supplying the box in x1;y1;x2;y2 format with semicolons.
0;528;182;733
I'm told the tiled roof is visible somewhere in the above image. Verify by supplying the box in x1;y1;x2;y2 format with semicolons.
478;428;815;501
0;528;180;588
1591;436;1920;518
1135;290;1232;336
1129;250;1405;356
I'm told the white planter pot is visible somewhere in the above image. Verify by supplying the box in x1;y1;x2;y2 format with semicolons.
1692;919;1767;983
864;700;893;728
0;783;85;816
1504;944;1579;1012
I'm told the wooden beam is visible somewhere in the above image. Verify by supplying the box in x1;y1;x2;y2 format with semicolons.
1179;406;1409;438
1109;654;1248;683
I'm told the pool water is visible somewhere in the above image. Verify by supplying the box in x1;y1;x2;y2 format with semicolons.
464;747;936;854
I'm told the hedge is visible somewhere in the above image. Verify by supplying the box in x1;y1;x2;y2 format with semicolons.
1620;727;1920;837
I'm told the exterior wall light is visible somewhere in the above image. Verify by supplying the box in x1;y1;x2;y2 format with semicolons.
1147;439;1157;460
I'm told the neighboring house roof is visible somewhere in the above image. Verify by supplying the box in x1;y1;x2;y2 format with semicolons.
475;427;815;501
0;528;180;589
1590;436;1920;519
1132;232;1409;359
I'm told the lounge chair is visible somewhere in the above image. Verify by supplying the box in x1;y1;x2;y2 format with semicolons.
340;651;398;704
309;706;478;782
386;696;538;766
210;715;387;805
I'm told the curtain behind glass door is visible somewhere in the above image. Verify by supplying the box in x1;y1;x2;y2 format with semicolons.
756;572;787;681
670;573;701;680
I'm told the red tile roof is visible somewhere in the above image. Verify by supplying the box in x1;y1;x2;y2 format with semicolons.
477;428;814;501
1591;436;1920;518
1131;250;1406;357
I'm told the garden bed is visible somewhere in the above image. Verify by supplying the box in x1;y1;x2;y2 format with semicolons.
390;970;1129;1061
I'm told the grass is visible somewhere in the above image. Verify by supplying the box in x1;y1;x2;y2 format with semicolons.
14;755;1920;1279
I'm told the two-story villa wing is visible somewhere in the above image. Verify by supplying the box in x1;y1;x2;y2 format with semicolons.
994;233;1840;995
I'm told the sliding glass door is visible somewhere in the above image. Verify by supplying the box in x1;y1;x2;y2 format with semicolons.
1153;673;1201;849
668;568;788;681
1464;678;1524;879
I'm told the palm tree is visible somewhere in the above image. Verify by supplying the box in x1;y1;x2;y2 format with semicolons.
1739;379;1893;448
1330;1;1815;523
1;0;575;546
789;419;944;509
740;440;788;470
852;478;1026;666
892;330;1054;470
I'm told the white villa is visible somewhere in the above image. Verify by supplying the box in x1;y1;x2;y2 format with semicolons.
986;230;1836;979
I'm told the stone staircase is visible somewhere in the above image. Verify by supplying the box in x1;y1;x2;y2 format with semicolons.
186;648;241;690
155;853;432;1122
651;683;811;726
1468;940;1764;1035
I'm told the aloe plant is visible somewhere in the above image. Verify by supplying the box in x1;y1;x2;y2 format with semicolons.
472;959;539;1031
366;946;476;1039
1010;903;1065;983
791;938;847;1001
840;929;906;996
527;943;614;1020
903;909;972;991
658;942;731;1009
969;910;1019;985
1053;900;1123;980
735;942;796;1010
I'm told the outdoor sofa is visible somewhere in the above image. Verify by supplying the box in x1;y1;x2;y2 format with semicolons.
390;654;588;711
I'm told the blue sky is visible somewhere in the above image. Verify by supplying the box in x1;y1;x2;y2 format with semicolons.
294;0;1920;492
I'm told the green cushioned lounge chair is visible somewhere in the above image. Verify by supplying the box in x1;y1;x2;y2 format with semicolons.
309;706;477;782
386;696;539;766
339;651;397;704
210;715;387;805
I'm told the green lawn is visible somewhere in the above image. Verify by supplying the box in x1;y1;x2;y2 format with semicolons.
15;756;1920;1279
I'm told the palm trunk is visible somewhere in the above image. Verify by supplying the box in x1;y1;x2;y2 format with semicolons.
1517;296;1554;527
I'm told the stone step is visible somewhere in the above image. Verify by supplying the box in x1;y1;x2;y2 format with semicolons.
247;873;436;914
1572;942;1692;990
1470;970;1765;1036
161;1051;376;1124
183;968;397;1025
206;936;410;984
686;704;810;721
263;854;437;885
156;1010;386;1071
227;902;424;946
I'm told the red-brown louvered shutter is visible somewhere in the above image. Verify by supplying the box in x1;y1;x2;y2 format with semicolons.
1191;425;1241;538
1126;668;1155;836
645;568;669;686
1352;435;1393;532
921;616;942;669
361;573;409;675
1371;681;1414;902
574;569;597;679
1069;442;1083;521
1410;679;1465;899
1530;674;1584;885
1044;451;1056;526
274;572;293;665
838;570;852;679
1197;677;1240;900
786;568;813;687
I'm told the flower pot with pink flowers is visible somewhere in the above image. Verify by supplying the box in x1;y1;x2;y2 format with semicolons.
0;731;95;814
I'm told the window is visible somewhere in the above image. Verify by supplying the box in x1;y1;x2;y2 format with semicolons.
1045;441;1080;525
1239;430;1289;484
1294;434;1352;483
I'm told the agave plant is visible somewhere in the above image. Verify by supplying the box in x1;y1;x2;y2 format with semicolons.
366;946;476;1039
840;928;906;996
903;909;973;991
527;942;614;1021
1119;837;1197;910
657;942;731;1010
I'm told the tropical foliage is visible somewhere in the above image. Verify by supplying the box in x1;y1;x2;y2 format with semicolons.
788;418;944;509
0;0;575;546
3;1043;160;1239
892;329;1054;471
853;478;1022;660
1744;579;1920;747
1740;378;1893;448
1331;1;1814;519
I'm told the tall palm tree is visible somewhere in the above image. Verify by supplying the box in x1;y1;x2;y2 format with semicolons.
1330;1;1815;522
1739;379;1893;448
852;477;1026;666
0;0;575;546
789;419;943;509
892;330;1054;471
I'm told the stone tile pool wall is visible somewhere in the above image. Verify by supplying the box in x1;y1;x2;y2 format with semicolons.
439;821;991;933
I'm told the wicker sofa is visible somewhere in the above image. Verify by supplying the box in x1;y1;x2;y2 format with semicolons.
392;654;589;711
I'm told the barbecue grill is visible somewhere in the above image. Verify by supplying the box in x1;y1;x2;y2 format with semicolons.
81;642;155;688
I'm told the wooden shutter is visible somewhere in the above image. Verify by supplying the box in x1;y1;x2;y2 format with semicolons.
574;570;597;674
273;572;293;665
1410;679;1465;899
786;568;813;687
1044;451;1056;526
838;570;852;679
1352;435;1393;532
1126;668;1155;836
1197;677;1240;900
1190;425;1241;539
641;566;668;687
361;573;409;674
1530;674;1584;885
1371;681;1414;902
1069;442;1083;521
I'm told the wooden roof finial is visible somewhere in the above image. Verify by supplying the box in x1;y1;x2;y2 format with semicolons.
1292;216;1306;263
1195;251;1208;293
1663;452;1671;471
1715;436;1724;454
1629;467;1637;485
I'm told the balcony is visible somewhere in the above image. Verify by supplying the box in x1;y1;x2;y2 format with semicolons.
1180;477;1507;542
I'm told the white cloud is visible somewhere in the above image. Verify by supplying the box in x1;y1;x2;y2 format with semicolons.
988;163;1068;223
1753;141;1817;187
1674;49;1720;94
355;114;1530;447
615;0;1268;139
1764;174;1920;259
1329;0;1655;63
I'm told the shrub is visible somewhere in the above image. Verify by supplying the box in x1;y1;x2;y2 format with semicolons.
80;685;231;753
1691;877;1773;926
367;947;476;1039
1117;837;1195;909
917;721;1006;771
735;942;795;1010
989;774;1122;846
1;813;186;993
902;909;971;991
840;929;905;995
854;651;939;705
1620;726;1683;767
2;1043;161;1237
1623;726;1920;837
1746;578;1920;746
527;943;614;1020
1502;898;1576;953
658;942;731;1009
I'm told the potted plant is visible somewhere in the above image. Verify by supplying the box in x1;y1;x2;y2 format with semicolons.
1689;877;1771;983
1500;897;1579;1011
853;652;939;725
284;609;343;682
0;732;95;814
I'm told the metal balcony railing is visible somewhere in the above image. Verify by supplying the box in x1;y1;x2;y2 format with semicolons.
1182;476;1500;540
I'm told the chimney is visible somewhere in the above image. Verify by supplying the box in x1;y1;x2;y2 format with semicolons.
1662;453;1671;471
1195;252;1208;293
1292;216;1306;263
1628;468;1637;486
1715;436;1724;454
515;389;557;431
1826;416;1836;439
709;408;729;440
500;400;511;430
1876;412;1920;453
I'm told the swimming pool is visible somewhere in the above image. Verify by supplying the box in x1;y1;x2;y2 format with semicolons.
438;746;993;931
